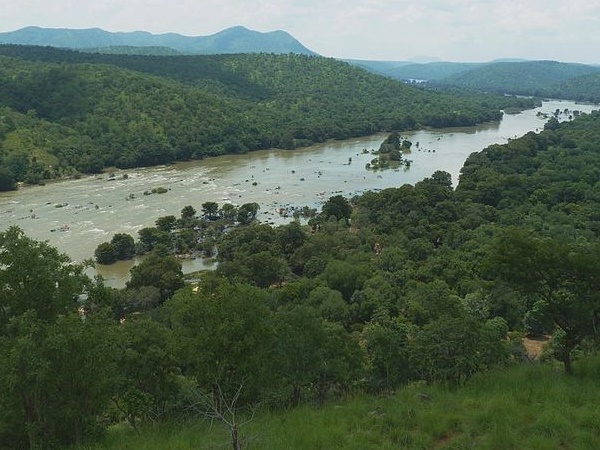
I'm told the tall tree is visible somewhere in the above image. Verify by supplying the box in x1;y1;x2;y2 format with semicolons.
486;228;600;373
201;201;219;220
111;232;136;260
321;195;352;222
166;278;276;405
0;226;118;448
127;253;184;301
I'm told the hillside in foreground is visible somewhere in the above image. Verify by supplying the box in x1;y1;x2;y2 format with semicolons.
82;359;600;449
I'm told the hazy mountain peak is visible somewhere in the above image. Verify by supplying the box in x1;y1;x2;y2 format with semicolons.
406;55;441;64
0;26;318;56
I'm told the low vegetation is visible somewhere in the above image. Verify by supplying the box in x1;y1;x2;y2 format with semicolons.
80;358;600;449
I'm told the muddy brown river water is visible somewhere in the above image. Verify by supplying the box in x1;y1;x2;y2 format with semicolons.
0;100;596;286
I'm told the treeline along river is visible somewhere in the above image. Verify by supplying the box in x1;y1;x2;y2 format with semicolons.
0;100;596;286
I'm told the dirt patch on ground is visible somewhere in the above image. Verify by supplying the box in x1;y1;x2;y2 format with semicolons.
522;335;550;360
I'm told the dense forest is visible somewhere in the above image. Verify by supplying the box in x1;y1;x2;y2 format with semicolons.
0;45;537;190
2;102;600;448
540;72;600;103
428;60;600;102
352;59;600;103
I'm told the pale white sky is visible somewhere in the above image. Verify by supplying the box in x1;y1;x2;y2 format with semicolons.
2;0;599;63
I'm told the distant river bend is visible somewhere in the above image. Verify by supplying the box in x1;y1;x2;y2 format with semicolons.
0;100;596;286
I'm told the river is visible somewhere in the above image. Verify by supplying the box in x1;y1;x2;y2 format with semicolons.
0;100;596;286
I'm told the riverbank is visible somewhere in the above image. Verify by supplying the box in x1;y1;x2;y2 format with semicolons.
1;99;596;287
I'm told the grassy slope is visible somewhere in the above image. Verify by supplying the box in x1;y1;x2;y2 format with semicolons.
82;358;600;450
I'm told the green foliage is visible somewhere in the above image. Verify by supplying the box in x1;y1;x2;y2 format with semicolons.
78;358;600;450
0;227;118;448
322;259;371;302
546;72;600;103
114;315;181;426
433;60;600;97
0;166;17;190
3;49;600;449
320;195;353;222
166;279;276;404
201;201;219;220
409;315;483;384
155;215;177;233
137;226;171;253
0;226;89;324
361;314;412;391
180;204;196;219
111;233;136;260
276;220;307;256
95;241;116;264
236;202;260;224
126;253;184;301
485;228;600;373
273;305;360;406
0;46;535;188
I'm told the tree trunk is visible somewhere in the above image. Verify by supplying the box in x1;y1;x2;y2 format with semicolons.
231;423;241;450
317;376;327;407
292;384;301;407
559;337;577;375
563;353;573;375
23;394;41;450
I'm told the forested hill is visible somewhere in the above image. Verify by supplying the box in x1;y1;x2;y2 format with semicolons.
540;72;600;103
2;94;600;448
384;61;479;81
0;45;536;190
0;25;317;55
430;60;600;96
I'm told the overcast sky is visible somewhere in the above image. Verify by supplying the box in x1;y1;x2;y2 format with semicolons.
3;0;599;64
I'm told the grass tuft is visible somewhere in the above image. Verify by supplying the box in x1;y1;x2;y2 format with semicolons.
80;357;600;450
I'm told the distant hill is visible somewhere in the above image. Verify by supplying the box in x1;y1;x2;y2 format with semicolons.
0;25;318;55
386;61;481;81
84;46;182;56
541;72;600;103
432;60;600;95
346;60;490;82
0;44;536;186
342;59;413;77
349;58;600;102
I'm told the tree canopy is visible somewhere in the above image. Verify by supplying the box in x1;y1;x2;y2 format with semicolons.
0;45;537;190
2;51;600;448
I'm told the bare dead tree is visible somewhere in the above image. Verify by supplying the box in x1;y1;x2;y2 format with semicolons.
198;382;256;450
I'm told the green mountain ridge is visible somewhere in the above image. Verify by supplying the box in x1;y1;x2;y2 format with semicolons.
350;59;600;103
0;44;535;190
431;60;600;95
0;25;318;55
